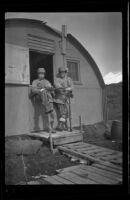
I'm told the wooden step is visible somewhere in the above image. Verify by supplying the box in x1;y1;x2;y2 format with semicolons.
27;130;83;146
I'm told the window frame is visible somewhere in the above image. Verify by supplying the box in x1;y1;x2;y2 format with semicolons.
66;59;82;85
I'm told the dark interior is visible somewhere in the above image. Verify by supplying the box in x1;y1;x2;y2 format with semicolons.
29;50;54;85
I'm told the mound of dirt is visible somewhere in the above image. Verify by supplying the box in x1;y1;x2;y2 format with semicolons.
106;82;122;121
82;121;122;151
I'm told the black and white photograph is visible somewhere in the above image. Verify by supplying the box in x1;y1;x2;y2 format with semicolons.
5;11;124;186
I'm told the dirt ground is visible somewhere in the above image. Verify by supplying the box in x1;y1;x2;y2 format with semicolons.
5;139;79;185
5;121;122;185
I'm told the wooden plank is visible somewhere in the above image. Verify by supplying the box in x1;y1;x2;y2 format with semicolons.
65;142;121;155
69;171;99;184
55;131;82;138
89;151;112;157
94;151;115;157
110;159;122;165
72;167;117;184
52;175;74;184
53;134;83;145
57;163;122;180
59;171;96;184
83;143;121;154
27;130;80;138
89;166;122;180
111;158;122;163
72;167;114;184
27;132;48;138
64;142;86;148
58;146;122;170
75;146;101;152
52;130;81;138
100;154;122;161
82;149;107;154
69;144;95;150
44;176;63;184
80;165;122;182
92;163;122;175
56;165;83;173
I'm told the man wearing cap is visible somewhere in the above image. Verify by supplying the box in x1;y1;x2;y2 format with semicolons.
31;67;55;133
54;67;74;131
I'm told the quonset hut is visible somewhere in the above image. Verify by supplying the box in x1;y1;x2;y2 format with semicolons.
5;18;106;136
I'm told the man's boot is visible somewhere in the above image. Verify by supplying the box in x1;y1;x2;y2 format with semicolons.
64;120;68;131
56;121;63;131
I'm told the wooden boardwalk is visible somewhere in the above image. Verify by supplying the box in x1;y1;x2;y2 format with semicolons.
58;142;122;167
42;164;122;184
27;130;83;145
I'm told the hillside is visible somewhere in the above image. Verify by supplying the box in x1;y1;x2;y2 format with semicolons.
106;82;122;121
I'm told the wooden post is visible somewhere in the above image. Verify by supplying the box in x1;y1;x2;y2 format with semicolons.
79;115;83;142
68;96;72;132
49;131;54;154
61;25;67;69
48;113;54;154
79;115;82;133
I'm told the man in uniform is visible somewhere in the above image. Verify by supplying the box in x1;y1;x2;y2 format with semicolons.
31;67;56;133
54;67;74;131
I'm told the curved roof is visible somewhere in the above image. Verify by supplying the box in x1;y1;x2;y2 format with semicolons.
67;34;105;88
5;18;105;88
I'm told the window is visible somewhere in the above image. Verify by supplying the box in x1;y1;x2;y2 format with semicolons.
67;60;80;83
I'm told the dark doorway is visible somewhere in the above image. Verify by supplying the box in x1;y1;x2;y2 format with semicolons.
29;50;54;85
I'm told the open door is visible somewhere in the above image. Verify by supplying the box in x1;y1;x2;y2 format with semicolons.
29;50;54;132
29;50;54;85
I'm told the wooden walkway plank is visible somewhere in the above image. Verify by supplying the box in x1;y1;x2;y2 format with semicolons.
64;142;85;147
94;151;115;157
59;171;97;184
110;159;122;165
69;171;99;184
84;144;121;154
64;142;122;155
58;146;122;168
92;163;122;175
70;145;100;150
75;147;101;152
72;167;114;184
82;149;108;154
56;165;83;174
78;166;119;184
73;167;118;184
52;175;74;184
44;176;63;184
100;154;122;160
80;165;122;183
65;144;90;149
87;165;122;179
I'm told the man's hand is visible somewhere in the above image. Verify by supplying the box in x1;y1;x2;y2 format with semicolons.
40;88;45;92
66;87;72;91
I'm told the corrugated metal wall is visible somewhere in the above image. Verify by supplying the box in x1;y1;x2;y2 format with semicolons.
5;20;103;136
